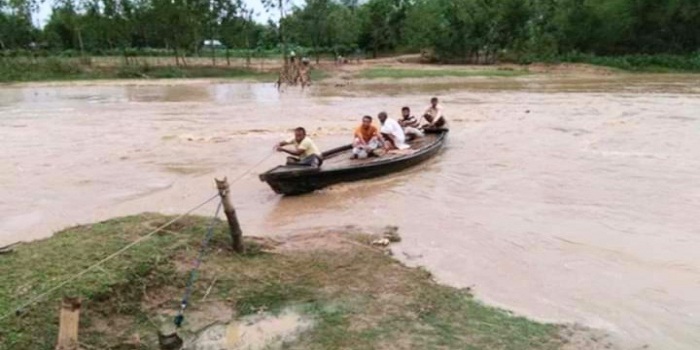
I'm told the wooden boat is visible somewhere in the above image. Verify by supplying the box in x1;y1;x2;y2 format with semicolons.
259;129;448;195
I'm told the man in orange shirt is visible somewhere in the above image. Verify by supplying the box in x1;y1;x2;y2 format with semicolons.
352;115;382;159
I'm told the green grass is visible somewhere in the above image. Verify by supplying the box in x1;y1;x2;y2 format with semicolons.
115;64;276;80
528;53;700;73
359;67;528;79
0;57;276;83
1;48;286;59
309;68;330;81
0;214;568;350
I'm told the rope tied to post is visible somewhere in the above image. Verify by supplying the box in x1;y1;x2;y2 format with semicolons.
174;200;223;328
0;192;220;323
1;150;275;343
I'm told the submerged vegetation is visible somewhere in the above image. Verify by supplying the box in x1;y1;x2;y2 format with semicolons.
0;214;574;349
534;53;700;73
360;67;528;79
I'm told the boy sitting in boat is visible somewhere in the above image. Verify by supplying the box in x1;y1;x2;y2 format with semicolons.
422;97;448;131
378;112;410;150
275;127;323;167
399;106;424;138
352;115;383;159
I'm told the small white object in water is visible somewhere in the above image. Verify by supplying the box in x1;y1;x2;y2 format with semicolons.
372;238;390;246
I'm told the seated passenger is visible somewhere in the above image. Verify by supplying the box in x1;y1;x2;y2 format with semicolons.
399;106;424;138
275;127;323;167
378;111;409;150
421;96;448;131
352;115;382;159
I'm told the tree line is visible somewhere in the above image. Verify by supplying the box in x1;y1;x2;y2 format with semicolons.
1;0;699;63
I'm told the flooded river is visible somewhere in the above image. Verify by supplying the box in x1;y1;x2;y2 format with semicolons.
1;74;699;349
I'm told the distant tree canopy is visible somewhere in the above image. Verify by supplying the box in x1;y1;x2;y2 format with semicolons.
1;0;699;62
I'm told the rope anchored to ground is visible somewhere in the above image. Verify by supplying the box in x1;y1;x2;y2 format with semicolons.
0;192;220;323
174;200;223;328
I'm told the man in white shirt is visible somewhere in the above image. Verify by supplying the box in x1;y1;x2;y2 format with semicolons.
378;112;409;150
422;96;447;130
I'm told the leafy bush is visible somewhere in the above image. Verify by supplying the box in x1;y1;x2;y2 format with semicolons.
555;53;700;72
0;57;87;82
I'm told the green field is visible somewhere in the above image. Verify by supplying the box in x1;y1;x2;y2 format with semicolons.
0;57;279;83
527;53;700;73
360;67;529;79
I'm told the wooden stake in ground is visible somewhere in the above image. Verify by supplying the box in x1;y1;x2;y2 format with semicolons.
55;297;81;350
215;177;244;253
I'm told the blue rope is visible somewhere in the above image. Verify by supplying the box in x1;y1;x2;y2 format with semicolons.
174;200;223;328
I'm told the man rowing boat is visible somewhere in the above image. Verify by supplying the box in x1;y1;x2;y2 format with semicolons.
275;127;323;167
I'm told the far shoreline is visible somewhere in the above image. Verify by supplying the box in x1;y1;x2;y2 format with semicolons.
2;54;700;86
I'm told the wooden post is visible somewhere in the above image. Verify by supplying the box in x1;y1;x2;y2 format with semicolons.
215;177;244;253
55;297;81;350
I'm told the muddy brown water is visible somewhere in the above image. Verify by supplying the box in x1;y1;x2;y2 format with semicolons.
1;74;699;349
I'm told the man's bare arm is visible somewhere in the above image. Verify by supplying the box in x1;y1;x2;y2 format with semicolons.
434;106;443;120
279;147;304;156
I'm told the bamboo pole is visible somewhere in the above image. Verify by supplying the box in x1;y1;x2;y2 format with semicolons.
55;297;81;350
215;177;244;253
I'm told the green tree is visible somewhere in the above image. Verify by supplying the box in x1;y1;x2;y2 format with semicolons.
521;0;560;58
261;0;293;59
284;0;358;62
432;0;484;62
0;12;37;49
490;0;532;58
326;4;359;54
358;0;407;57
622;0;700;54
404;0;442;51
308;0;332;62
10;0;700;64
44;2;83;51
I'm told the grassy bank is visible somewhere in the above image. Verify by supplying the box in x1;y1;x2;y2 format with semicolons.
360;67;528;79
0;57;276;82
0;214;573;349
527;53;700;73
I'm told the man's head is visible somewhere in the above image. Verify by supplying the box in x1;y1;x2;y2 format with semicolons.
294;127;306;142
378;111;388;124
430;97;438;107
361;115;373;129
401;107;410;118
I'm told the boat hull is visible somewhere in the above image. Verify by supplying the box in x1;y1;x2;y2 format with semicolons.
260;130;448;195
